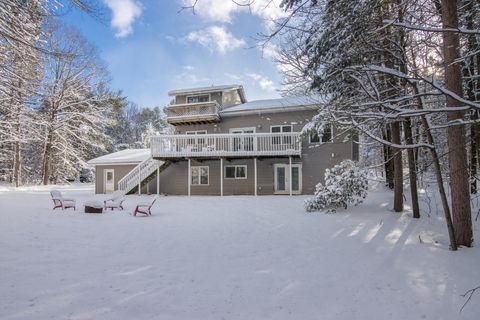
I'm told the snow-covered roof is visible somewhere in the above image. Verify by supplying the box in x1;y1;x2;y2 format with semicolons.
88;149;151;165
221;95;325;115
168;84;246;102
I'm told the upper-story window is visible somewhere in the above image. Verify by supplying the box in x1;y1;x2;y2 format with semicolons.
309;124;333;144
187;94;209;104
271;125;293;145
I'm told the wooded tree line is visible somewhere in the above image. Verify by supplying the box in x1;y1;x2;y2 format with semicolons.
0;1;166;185
270;0;479;248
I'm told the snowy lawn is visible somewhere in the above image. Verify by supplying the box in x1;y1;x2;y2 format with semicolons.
0;184;479;320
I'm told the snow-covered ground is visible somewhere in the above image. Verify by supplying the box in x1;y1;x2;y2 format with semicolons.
0;183;479;320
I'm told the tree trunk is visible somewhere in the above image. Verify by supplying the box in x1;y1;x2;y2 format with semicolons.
404;118;420;218
383;126;395;189
463;0;479;194
441;0;473;247
42;125;54;185
13;141;21;187
471;111;478;194
411;79;458;249
391;121;403;212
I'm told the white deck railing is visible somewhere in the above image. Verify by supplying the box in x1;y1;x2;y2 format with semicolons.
151;133;302;158
165;101;220;123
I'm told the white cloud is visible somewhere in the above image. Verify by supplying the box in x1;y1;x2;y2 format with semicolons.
103;0;142;38
181;0;287;28
186;26;246;54
247;73;276;92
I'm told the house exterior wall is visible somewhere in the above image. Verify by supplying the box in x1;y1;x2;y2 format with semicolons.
173;109;317;134
93;109;357;196
153;109;356;195
94;164;137;194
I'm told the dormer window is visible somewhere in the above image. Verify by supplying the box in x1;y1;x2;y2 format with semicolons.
187;94;209;104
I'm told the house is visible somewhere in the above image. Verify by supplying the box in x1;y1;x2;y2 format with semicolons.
88;84;358;196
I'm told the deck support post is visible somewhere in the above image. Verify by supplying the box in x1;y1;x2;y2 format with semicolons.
220;158;224;196
138;172;141;196
188;158;191;197
254;157;257;196
289;156;292;196
156;166;160;196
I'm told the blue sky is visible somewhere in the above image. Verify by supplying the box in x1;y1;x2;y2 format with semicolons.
62;0;284;108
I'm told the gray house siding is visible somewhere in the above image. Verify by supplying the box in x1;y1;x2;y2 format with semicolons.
173;109;317;134
95;164;136;194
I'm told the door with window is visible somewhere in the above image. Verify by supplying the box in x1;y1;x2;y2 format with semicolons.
185;130;207;152
104;169;115;194
230;127;255;152
274;164;302;194
271;125;293;146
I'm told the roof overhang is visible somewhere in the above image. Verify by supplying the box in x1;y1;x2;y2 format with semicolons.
220;104;321;117
168;85;246;102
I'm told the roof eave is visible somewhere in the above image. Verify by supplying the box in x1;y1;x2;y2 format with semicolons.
220;104;321;117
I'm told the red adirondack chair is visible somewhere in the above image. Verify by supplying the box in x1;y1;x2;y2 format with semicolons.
50;190;76;211
133;198;157;216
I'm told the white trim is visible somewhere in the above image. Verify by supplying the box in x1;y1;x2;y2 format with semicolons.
91;162;144;166
104;169;115;194
270;124;293;133
185;130;208;135
221;105;320;117
229;127;256;133
186;93;210;104
289;157;292;196
254;158;257;196
188;159;191;196
224;165;247;179
308;124;333;144
220;158;224;196
168;85;243;97
191;165;209;186
156;167;160;195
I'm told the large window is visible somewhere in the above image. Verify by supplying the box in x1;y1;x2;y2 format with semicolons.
271;125;293;144
187;94;209;104
191;166;209;185
224;165;247;179
309;124;333;144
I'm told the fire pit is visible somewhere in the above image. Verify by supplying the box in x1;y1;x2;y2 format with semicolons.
84;200;103;214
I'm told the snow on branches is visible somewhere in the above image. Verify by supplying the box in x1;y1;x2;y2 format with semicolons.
305;160;368;213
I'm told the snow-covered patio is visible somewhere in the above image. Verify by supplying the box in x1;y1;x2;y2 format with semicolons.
0;184;478;320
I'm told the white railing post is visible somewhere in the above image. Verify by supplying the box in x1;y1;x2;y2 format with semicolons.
188;158;191;197
289;156;292;196
157;166;160;195
254;157;257;196
220;158;223;196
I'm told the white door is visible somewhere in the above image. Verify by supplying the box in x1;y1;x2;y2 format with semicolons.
104;169;115;194
274;164;302;194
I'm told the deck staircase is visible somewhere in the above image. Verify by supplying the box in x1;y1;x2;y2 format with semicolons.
118;157;169;195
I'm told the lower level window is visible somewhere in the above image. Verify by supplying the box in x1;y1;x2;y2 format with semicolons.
191;166;209;185
224;165;247;179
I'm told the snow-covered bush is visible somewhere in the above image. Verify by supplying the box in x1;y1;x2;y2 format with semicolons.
305;160;368;213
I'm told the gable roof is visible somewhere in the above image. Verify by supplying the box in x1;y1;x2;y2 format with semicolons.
168;84;246;102
88;149;151;166
220;95;324;116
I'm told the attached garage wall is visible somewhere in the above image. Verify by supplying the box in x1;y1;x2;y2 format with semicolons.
94;165;137;194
